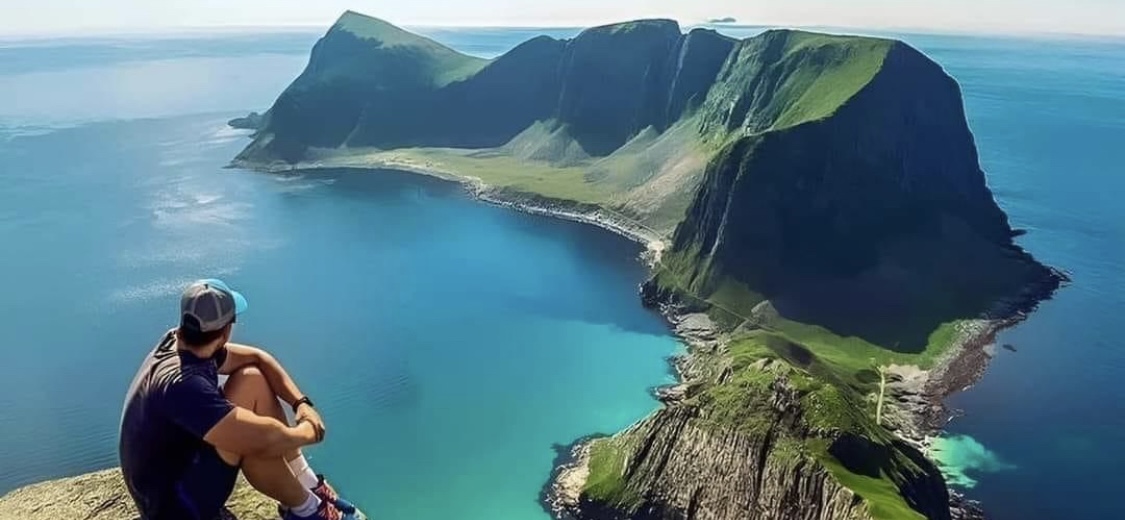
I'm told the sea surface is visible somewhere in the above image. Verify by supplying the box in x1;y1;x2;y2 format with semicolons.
0;24;1122;520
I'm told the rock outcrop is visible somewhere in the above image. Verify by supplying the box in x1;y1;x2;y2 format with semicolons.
552;353;953;520
0;469;276;520
571;407;874;520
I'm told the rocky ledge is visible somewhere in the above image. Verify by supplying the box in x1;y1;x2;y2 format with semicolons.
0;469;277;520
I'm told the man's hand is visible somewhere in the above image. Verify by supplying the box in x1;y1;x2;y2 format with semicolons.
205;408;323;458
295;403;326;442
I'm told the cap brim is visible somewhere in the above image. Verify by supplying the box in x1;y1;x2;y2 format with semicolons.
200;278;248;315
231;290;248;315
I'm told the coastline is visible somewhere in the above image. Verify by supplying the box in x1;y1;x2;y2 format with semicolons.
233;153;1065;519
0;154;1065;519
229;155;668;262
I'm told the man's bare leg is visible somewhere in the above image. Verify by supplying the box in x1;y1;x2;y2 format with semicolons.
220;365;308;508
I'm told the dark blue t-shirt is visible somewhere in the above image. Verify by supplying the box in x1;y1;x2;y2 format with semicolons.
120;330;234;519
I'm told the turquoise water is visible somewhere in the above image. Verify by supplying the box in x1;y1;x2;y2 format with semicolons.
0;33;680;519
1;26;1123;519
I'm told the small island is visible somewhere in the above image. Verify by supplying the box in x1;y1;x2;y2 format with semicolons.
3;10;1063;520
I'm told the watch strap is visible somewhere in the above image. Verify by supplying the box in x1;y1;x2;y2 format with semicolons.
292;396;314;413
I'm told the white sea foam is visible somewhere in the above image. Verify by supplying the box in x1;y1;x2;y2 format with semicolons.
929;434;1016;488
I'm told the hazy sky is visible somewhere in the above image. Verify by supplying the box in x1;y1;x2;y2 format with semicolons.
2;0;1122;37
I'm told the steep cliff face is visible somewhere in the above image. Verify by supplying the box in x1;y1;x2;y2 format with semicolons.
660;41;1058;350
550;21;737;155
577;407;872;520
246;11;489;160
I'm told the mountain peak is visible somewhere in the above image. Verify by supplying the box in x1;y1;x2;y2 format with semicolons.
330;10;421;45
583;18;682;36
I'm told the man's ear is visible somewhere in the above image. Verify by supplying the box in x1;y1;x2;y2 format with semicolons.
221;323;233;345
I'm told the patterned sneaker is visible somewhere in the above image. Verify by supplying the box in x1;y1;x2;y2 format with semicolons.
281;498;344;520
311;475;365;520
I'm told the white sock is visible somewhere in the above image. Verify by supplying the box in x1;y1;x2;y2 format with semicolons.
291;490;321;518
288;454;320;489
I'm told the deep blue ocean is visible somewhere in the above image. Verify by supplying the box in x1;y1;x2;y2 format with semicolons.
0;25;1121;520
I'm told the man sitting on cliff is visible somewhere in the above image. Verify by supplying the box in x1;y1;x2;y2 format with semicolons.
120;279;366;520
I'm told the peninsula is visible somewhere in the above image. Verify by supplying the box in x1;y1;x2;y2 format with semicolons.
1;10;1064;520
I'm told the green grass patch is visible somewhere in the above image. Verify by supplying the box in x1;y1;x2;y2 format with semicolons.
769;436;808;465
810;440;927;520
395;148;608;204
706;277;767;319
769;32;894;129
767;317;962;372
583;438;642;511
696;30;892;137
728;330;781;367
332;11;488;86
694;331;801;434
794;378;866;433
695;366;779;434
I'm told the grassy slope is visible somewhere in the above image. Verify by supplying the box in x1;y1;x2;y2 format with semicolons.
769;32;895;129
314;116;709;235
814;444;928;520
332;11;488;86
696;30;893;142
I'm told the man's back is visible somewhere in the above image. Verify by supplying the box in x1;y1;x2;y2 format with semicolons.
120;330;232;519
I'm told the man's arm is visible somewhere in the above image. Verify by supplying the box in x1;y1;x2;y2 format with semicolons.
165;376;321;458
204;407;319;458
219;343;305;407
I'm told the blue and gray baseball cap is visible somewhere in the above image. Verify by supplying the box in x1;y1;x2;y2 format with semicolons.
180;279;248;333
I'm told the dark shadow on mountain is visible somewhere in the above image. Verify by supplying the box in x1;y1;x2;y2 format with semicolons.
766;237;1064;353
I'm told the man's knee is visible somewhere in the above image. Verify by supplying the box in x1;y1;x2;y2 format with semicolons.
231;364;264;380
223;365;269;402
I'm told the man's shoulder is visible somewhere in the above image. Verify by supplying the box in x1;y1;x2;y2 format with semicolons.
149;361;214;401
166;369;218;393
154;328;178;354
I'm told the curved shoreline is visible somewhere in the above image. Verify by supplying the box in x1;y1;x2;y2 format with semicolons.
234;155;1066;519
3;156;1059;518
1;155;1066;519
229;156;668;260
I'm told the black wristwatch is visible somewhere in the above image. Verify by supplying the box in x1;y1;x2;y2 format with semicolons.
292;396;314;413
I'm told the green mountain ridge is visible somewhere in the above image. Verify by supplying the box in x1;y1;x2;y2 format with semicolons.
242;14;892;162
236;12;1063;520
238;14;902;235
